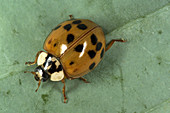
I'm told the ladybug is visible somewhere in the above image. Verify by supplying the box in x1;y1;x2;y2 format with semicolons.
24;15;125;103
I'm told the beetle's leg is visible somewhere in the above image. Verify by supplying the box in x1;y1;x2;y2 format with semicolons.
79;77;90;83
25;51;44;66
105;39;126;52
61;79;67;103
24;71;41;92
69;15;74;20
68;77;90;83
35;80;41;92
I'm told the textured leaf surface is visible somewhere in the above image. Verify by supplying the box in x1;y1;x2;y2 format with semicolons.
0;0;170;113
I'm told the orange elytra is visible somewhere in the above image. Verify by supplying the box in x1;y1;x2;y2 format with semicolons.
25;15;126;103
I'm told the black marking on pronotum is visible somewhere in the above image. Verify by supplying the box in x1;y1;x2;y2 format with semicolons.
100;48;104;59
56;65;63;72
91;34;97;45
43;54;53;67
88;50;96;59
48;61;57;74
89;62;95;70
64;24;72;31
69;61;74;65
77;24;87;30
72;20;81;24
75;44;83;52
67;34;74;44
96;42;102;51
53;25;61;30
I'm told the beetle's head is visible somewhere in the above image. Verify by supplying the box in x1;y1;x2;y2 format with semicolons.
26;52;65;82
33;66;50;82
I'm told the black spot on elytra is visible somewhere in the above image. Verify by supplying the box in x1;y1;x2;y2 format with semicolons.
96;42;102;51
72;20;81;24
64;24;72;31
77;24;87;30
100;48;104;59
69;61;74;65
91;34;97;45
89;62;95;70
75;44;83;52
67;34;74;44
54;43;57;47
53;25;61;30
88;50;96;59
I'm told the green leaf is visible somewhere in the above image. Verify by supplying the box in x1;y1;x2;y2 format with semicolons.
0;1;169;113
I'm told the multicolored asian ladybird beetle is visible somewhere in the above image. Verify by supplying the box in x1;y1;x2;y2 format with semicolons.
24;15;126;103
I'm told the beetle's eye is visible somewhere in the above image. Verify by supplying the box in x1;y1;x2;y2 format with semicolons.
42;73;50;82
34;75;40;81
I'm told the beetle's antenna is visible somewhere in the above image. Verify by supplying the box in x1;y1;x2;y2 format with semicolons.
24;71;36;76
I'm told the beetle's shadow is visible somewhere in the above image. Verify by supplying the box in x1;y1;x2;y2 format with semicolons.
42;42;127;97
43;79;82;96
84;42;127;85
66;79;81;94
66;43;127;94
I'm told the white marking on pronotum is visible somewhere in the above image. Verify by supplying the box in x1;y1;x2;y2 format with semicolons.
44;57;51;70
37;52;47;66
60;44;67;54
50;70;64;81
79;41;87;58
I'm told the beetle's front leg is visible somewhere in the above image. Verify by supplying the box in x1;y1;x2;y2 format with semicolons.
79;77;90;83
68;77;90;83
25;51;44;66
